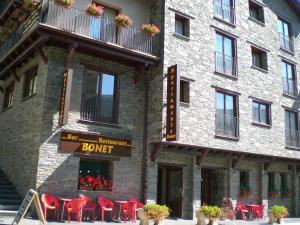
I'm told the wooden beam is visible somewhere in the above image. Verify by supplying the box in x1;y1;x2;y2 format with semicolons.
11;69;19;82
264;160;272;170
196;149;210;166
134;65;145;84
232;154;244;169
35;46;48;64
65;43;78;68
0;85;3;93
151;143;163;161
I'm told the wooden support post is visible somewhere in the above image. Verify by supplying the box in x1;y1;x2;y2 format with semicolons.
11;69;19;82
65;44;78;68
134;65;145;84
232;154;244;169
196;149;209;166
35;47;48;64
0;85;3;93
151;143;163;161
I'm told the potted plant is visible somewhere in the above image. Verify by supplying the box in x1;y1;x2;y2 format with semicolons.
79;175;96;191
86;3;104;17
23;0;39;12
200;205;221;225
271;205;288;224
141;24;160;36
143;204;170;225
238;184;251;199
115;14;133;28
54;0;74;8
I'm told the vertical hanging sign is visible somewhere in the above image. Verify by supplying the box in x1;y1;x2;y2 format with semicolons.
58;69;73;126
166;65;179;141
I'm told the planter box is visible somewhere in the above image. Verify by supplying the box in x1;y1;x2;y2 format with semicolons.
138;209;165;225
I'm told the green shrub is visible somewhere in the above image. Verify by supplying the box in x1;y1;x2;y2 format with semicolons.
144;204;170;221
271;205;288;219
200;205;221;219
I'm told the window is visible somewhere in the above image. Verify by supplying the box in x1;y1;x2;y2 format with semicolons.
239;171;250;194
285;110;299;148
252;101;271;125
23;66;37;98
81;70;118;124
215;91;239;138
215;33;236;77
180;80;190;103
249;0;264;23
214;0;235;24
3;82;14;110
278;18;294;52
268;173;277;197
282;61;297;97
78;159;113;191
175;14;189;37
251;47;268;71
280;173;289;197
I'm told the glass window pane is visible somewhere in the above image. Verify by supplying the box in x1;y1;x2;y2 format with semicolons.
282;62;287;79
253;102;259;122
290;112;297;130
216;93;224;115
101;74;115;97
86;71;99;96
225;95;234;117
216;34;223;53
287;64;293;80
283;22;289;36
285;111;290;130
224;37;233;56
278;20;283;34
260;104;267;124
175;19;184;35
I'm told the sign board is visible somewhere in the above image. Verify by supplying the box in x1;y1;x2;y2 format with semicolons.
166;65;180;141
60;130;132;157
12;189;45;225
58;69;73;126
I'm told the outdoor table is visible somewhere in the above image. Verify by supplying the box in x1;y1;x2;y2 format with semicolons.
115;200;128;221
59;197;72;221
245;204;258;220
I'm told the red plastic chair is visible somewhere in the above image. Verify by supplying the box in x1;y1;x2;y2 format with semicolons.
129;198;144;219
236;202;249;220
98;197;114;221
121;201;137;223
79;194;96;222
41;194;60;221
253;204;264;220
65;199;84;223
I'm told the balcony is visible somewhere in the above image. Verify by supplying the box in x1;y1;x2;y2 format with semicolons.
215;113;239;139
279;33;294;53
214;0;235;24
283;78;297;97
215;51;237;77
0;1;160;80
285;129;300;149
80;95;116;124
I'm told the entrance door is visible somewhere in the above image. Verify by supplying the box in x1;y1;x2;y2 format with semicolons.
201;169;211;205
157;166;183;218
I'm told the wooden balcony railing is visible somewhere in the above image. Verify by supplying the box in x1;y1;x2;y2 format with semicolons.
286;129;300;149
215;113;239;138
283;78;297;97
43;1;157;55
80;95;116;124
215;51;237;77
214;0;235;24
279;33;294;53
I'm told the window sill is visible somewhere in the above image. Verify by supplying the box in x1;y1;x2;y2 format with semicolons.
252;122;271;129
279;47;295;56
78;189;112;193
285;146;300;151
2;106;12;113
283;93;297;99
248;16;265;26
180;102;190;108
173;33;191;41
251;65;268;73
22;93;36;102
78;119;121;129
215;134;239;141
213;16;236;28
214;71;238;80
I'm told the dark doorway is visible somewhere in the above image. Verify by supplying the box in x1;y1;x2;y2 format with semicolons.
201;168;226;206
157;166;183;218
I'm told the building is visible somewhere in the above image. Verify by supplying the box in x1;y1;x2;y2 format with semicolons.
0;0;300;220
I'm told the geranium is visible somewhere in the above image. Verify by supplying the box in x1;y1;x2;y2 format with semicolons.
95;176;113;191
23;0;39;12
86;3;104;17
55;0;74;8
141;24;160;36
115;14;133;28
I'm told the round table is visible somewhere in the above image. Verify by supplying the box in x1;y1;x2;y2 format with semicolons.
59;198;72;221
115;200;128;221
245;204;259;220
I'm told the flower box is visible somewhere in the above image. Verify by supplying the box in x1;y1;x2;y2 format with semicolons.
268;191;279;199
116;14;133;28
86;3;104;17
141;24;160;36
54;0;74;8
79;186;94;191
281;192;291;198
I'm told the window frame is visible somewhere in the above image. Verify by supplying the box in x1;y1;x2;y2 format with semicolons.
213;0;236;25
239;170;250;194
282;60;297;98
252;100;271;126
251;46;268;71
175;14;190;38
268;172;277;194
81;66;120;125
278;16;294;53
2;82;14;111
180;79;190;104
248;0;265;24
285;109;299;131
22;66;38;99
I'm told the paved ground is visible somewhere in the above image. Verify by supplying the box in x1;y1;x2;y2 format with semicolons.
1;217;300;225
